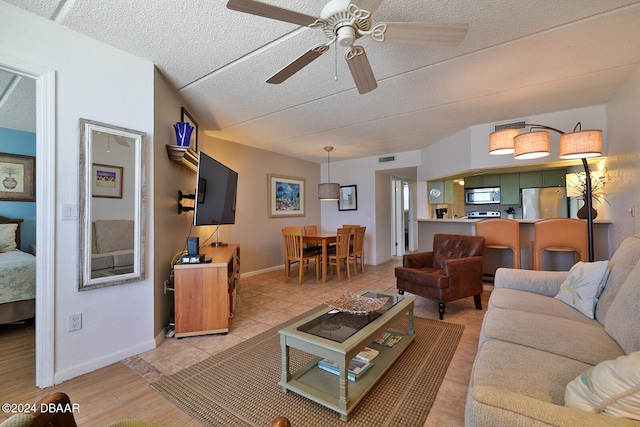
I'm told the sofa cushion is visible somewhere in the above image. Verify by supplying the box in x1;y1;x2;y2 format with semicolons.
565;351;640;420
112;250;134;268
91;253;114;271
595;235;640;324
94;220;134;254
555;260;610;319
480;308;624;365
489;288;599;324
472;339;592;405
605;259;640;354
0;223;17;253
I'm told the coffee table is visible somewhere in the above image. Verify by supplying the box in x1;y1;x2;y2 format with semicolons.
278;291;415;421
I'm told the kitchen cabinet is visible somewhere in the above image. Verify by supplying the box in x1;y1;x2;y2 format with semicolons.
500;173;520;205
520;169;566;188
428;180;454;204
464;174;499;188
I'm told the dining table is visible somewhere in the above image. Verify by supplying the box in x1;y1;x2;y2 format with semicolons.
302;232;337;282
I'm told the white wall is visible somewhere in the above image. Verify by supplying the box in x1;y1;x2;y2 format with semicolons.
321;151;421;265
604;64;640;251
0;3;156;383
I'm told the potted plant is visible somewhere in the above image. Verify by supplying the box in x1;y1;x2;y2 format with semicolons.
568;168;610;219
1;165;21;190
504;207;516;219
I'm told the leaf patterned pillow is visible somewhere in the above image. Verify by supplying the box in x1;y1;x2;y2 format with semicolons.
565;351;640;420
0;223;18;253
555;260;610;319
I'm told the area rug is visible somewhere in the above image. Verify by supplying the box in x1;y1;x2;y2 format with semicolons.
151;309;464;427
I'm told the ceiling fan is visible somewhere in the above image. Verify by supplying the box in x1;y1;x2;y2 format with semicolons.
226;0;469;94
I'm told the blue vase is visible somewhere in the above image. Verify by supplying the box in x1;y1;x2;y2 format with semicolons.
173;122;194;147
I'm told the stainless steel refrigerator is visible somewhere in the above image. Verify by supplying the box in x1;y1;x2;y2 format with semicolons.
521;187;568;219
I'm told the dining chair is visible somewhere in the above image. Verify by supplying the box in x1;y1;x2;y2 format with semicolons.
282;227;320;284
327;227;352;281
475;218;520;269
532;218;588;271
303;225;322;253
349;226;366;274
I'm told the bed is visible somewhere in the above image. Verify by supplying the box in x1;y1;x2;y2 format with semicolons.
0;215;36;324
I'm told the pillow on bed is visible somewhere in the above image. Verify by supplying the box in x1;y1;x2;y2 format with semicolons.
0;223;18;252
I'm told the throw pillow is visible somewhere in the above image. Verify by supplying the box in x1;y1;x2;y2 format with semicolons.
555;260;610;319
565;351;640;420
0;223;18;252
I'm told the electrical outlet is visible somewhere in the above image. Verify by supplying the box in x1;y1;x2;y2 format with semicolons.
69;313;82;331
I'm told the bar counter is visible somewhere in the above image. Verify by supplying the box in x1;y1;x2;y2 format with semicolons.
417;218;612;271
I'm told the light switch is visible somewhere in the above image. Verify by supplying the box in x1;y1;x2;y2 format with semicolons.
61;204;78;220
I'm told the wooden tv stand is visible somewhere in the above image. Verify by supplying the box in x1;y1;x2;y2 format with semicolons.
173;244;239;338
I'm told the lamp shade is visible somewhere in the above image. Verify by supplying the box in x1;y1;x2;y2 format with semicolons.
489;128;519;155
514;131;550;160
318;182;340;200
559;130;602;159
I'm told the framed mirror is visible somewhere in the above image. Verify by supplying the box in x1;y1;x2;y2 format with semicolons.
78;118;146;290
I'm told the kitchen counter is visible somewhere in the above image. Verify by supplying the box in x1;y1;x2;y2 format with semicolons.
416;218;612;271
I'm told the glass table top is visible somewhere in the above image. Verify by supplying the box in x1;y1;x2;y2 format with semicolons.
296;292;403;343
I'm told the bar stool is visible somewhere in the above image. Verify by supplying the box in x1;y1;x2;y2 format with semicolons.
475;218;521;269
532;218;588;271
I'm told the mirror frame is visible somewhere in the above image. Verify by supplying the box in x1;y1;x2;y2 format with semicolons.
78;118;146;290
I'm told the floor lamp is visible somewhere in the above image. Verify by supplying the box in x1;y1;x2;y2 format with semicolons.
489;122;602;262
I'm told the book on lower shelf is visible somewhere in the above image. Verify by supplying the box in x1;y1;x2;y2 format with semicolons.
318;358;374;382
373;331;404;348
354;346;380;363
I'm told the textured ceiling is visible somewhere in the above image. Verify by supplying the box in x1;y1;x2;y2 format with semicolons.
2;0;640;163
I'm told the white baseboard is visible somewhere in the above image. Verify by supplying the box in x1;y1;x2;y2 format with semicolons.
53;339;156;385
240;264;284;278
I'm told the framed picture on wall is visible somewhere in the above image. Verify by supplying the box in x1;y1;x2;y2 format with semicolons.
92;163;123;198
268;174;305;217
0;152;36;201
339;185;357;211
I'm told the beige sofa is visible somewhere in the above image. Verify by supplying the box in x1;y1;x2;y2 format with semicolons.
466;235;640;426
91;219;134;274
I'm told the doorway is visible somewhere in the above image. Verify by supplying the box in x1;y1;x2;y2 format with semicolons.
392;177;416;257
0;54;56;387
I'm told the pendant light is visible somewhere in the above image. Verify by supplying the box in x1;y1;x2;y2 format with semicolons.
318;146;340;200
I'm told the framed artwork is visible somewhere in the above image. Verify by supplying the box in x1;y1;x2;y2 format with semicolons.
268;174;305;217
92;163;123;198
181;107;198;152
339;185;357;211
0;152;36;201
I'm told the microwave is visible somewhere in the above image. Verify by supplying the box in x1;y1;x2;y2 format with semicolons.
465;187;500;204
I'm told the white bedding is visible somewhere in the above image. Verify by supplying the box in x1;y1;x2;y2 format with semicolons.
0;249;36;304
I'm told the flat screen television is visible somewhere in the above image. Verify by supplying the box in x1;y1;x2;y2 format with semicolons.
193;151;238;227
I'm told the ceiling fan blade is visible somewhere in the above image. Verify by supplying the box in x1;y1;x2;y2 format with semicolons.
372;22;469;45
351;0;384;14
226;0;321;27
345;46;377;95
267;45;330;84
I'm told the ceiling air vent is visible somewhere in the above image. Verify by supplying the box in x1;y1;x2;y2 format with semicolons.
494;121;526;132
379;156;395;163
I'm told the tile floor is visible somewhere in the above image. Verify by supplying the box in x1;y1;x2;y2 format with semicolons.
128;258;490;426
1;257;489;426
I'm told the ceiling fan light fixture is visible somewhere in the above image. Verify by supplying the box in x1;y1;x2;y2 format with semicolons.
513;131;550;160
337;25;356;46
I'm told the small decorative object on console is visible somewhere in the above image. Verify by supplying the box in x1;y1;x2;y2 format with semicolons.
324;292;389;315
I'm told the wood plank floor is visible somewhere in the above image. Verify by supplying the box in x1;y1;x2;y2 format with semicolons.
1;258;489;426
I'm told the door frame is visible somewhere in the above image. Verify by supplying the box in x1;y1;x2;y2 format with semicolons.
0;53;56;387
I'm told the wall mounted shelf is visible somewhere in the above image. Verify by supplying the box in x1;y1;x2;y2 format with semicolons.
166;145;198;172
